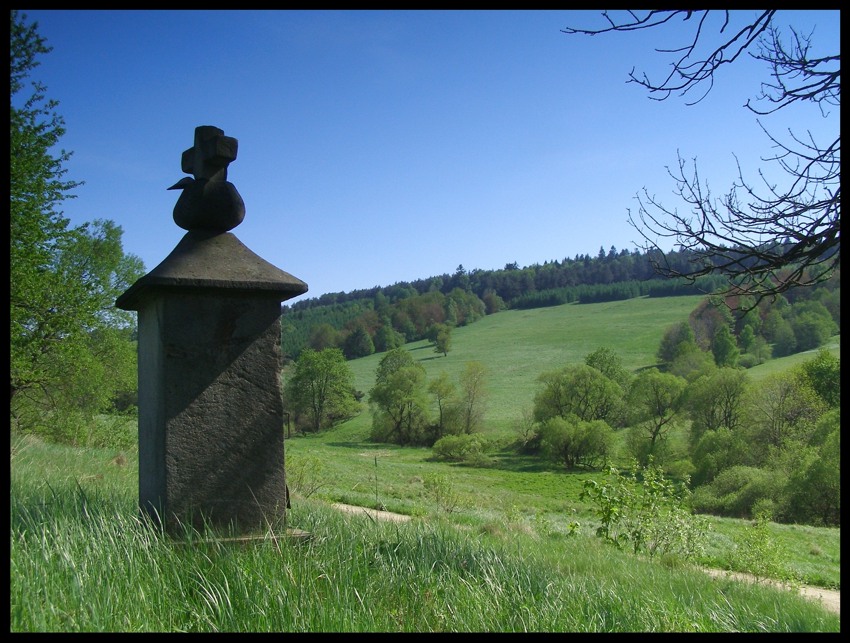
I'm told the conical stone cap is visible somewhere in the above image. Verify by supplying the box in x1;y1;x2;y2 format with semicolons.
116;230;308;310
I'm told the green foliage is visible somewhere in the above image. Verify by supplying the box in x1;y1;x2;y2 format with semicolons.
368;348;431;445
427;372;457;440
691;427;748;487
422;473;465;513
711;325;740;367
691;466;782;519
373;320;405;353
783;414;840;526
580;460;710;560
796;348;840;408
743;335;772;366
689;297;734;352
584;346;630;390
456;361;488;434
283;348;359;433
684;367;749;446
284;453;326;499
308;322;340;351
533;364;623;425
10;12;144;444
342;324;375;359
743;371;826;457
771;317;798;357
788;300;837;351
625;369;686;465
668;342;716;381
434;324;452;356
656;321;695;364
538;414;613;470
431;434;493;467
728;510;801;585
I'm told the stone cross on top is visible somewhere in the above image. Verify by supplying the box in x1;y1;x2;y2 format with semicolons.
181;125;238;182
169;125;246;232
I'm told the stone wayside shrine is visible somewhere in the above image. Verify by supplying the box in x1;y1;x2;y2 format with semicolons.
116;125;307;535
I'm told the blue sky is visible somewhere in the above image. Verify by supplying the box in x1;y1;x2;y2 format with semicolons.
16;10;840;303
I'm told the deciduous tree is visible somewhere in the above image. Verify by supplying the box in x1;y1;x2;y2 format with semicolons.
284;348;359;433
368;348;430;445
626;369;687;465
10;11;144;441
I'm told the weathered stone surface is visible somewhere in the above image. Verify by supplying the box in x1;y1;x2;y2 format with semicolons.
136;294;288;532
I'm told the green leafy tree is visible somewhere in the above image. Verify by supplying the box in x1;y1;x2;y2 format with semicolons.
10;12;144;441
584;346;630;390
427;372;458;439
747;335;772;365
581;459;710;560
784;420;839;526
434;325;452;357
342;324;374;359
481;288;505;314
771;317;798;357
284;348;359;433
373;319;404;353
533;364;622;425
539;414;613;470
308;322;340;351
625;369;687;465
668;341;715;382
711;325;740;367
657;321;695;364
789;300;837;352
368;348;430;445
743;371;827;461
797;349;840;409
691;426;750;487
684;367;749;447
456;361;488;434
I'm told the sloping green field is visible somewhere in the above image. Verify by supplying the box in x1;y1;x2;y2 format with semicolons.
340;295;706;438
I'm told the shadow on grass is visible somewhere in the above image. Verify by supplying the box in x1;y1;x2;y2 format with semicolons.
487;453;576;474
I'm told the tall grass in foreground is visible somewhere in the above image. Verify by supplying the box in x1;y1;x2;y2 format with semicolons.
11;469;838;632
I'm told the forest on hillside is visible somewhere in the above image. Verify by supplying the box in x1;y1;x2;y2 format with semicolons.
280;245;840;363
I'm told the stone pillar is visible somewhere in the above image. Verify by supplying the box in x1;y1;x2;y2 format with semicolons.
116;126;307;534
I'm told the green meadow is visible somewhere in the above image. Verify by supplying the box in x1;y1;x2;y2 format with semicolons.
11;294;840;632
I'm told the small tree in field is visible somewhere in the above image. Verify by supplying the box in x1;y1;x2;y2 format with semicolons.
427;372;457;440
434;325;452;356
455;361;488;434
284;348;359;433
368;348;431;445
539;414;613;470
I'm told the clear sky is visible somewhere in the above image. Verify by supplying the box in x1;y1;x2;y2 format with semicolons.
16;10;840;304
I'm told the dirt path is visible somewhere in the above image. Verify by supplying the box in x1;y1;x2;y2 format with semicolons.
332;503;412;523
703;568;840;616
331;503;839;616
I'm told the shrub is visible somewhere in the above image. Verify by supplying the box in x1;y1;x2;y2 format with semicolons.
432;433;491;465
691;465;780;518
581;459;710;561
728;509;800;585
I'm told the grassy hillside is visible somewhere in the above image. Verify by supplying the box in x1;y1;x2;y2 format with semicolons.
339;295;705;439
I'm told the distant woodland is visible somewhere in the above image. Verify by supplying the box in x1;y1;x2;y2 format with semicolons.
281;245;840;362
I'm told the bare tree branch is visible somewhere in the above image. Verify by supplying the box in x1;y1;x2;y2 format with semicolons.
563;10;839;310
